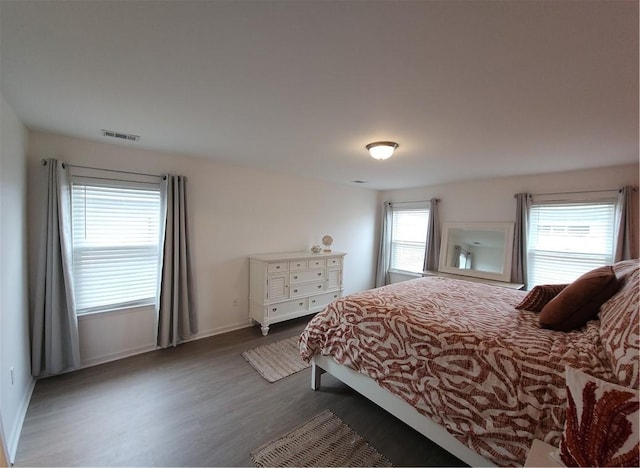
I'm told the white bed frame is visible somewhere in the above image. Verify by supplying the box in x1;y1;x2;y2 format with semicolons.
311;355;494;467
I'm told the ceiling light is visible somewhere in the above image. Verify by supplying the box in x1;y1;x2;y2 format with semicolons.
366;141;398;160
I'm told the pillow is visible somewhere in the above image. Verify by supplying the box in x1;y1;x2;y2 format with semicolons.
539;266;620;331
598;261;639;388
515;284;568;311
559;366;639;467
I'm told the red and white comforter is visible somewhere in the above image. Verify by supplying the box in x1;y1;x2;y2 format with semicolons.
299;277;615;466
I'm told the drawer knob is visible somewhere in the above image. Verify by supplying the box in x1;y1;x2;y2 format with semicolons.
317;272;321;276
333;295;337;298
272;308;277;312
311;300;316;304
293;289;298;293
276;266;280;269
293;275;298;279
317;285;322;289
299;302;304;306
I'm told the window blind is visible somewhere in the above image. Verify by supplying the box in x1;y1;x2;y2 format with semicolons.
71;179;162;314
528;201;615;287
390;208;429;273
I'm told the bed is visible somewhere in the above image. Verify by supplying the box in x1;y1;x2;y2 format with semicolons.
299;260;639;466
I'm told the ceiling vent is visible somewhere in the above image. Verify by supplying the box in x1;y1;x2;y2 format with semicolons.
101;129;140;142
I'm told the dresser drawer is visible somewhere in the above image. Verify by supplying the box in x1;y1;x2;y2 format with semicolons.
327;257;342;267
266;298;309;319
308;258;326;269
309;291;341;310
289;260;307;271
291;269;325;283
291;281;325;297
267;262;288;273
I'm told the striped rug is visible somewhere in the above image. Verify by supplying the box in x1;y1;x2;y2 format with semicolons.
242;336;310;383
251;409;393;467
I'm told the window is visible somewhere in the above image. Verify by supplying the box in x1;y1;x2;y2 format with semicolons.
390;206;430;273
71;178;162;314
527;201;616;287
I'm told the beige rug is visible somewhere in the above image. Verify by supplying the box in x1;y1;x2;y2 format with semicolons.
251;409;392;467
242;336;310;383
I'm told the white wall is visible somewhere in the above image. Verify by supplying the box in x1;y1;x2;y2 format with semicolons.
381;164;639;223
0;94;34;462
27;131;379;366
381;164;640;282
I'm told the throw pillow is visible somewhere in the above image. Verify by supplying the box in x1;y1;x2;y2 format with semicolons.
539;266;620;331
515;284;568;311
598;260;640;388
559;366;639;467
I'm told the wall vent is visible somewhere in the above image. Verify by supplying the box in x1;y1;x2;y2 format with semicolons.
101;129;140;142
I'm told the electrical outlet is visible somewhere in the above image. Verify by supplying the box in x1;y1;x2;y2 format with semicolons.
10;366;14;385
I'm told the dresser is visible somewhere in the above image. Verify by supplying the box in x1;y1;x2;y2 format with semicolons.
249;251;346;336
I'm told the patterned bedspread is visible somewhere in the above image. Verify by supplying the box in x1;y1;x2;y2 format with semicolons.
299;277;615;466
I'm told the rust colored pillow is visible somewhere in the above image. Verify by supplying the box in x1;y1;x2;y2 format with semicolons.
539;266;620;331
559;366;639;467
515;284;568;311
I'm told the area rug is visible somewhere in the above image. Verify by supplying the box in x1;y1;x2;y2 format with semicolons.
251;409;393;467
242;336;310;383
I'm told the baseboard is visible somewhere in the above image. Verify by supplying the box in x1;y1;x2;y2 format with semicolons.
80;343;157;368
6;377;35;464
79;321;252;368
187;320;251;342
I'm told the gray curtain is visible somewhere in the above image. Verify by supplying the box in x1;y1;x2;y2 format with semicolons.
157;175;198;348
422;198;441;271
32;159;80;377
614;186;638;261
511;193;531;286
375;201;393;287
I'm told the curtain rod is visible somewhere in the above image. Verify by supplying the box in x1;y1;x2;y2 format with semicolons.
514;186;638;198
41;159;165;180
390;198;439;205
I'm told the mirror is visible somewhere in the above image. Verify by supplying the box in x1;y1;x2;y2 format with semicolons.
438;222;514;282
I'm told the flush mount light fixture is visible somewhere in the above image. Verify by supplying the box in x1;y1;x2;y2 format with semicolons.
366;141;398;160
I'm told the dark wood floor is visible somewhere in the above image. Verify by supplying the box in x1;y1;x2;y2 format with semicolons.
15;317;465;467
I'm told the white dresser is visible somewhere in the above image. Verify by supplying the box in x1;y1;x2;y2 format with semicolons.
249;251;346;336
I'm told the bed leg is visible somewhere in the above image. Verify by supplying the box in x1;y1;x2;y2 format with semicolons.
311;361;325;391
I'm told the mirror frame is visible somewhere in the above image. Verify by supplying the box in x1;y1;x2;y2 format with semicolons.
438;222;515;282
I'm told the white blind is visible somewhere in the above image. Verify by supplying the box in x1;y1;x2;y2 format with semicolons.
528;201;615;287
71;179;162;314
390;208;429;273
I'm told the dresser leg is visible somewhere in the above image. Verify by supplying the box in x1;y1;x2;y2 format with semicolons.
260;325;269;336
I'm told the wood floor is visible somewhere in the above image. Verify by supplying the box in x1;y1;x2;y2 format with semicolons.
15;317;465;467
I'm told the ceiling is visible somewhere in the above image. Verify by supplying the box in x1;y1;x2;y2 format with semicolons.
1;1;637;191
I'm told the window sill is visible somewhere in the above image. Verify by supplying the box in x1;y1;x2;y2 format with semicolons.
388;269;422;278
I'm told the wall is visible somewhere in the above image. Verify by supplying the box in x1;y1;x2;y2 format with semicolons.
27;131;379;366
382;164;639;282
0;94;34;463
